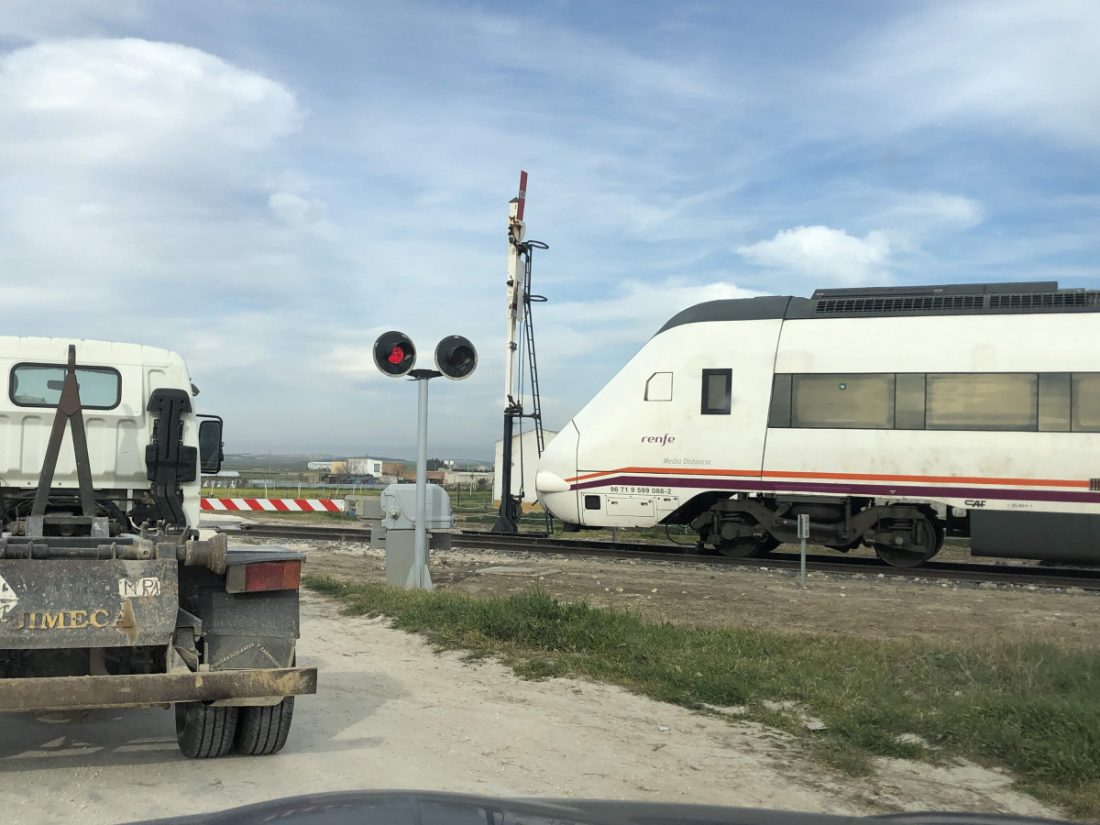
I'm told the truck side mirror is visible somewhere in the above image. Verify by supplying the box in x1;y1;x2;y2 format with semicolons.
198;417;224;474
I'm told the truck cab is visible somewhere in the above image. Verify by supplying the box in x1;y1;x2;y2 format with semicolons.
0;337;316;757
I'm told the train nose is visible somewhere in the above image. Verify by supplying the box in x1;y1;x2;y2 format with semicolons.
536;422;579;524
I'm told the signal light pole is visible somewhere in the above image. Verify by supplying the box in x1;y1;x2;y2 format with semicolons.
408;366;436;590
494;171;550;534
373;332;477;590
494;174;526;534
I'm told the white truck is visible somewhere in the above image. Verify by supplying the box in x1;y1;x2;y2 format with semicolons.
0;337;316;757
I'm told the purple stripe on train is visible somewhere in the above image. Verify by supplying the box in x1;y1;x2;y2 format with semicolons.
570;475;1100;504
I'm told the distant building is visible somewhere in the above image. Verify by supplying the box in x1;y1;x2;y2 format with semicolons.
381;461;405;477
307;460;332;472
446;458;492;472
493;429;558;506
348;457;384;476
205;470;242;489
400;468;446;483
443;470;493;487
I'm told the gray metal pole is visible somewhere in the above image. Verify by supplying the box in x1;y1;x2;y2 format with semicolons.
797;513;809;589
408;375;433;590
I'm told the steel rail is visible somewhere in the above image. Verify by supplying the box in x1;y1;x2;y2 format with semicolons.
215;524;1100;590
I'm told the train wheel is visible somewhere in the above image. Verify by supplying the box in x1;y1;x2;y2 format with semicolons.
873;514;944;568
715;533;779;558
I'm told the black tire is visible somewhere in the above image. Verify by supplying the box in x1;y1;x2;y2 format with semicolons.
235;697;295;756
175;702;239;758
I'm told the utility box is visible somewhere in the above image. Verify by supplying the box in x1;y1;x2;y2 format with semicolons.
382;483;453;586
345;495;383;521
346;494;386;546
380;483;453;530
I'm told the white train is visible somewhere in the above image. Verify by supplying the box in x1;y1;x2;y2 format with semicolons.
535;282;1100;566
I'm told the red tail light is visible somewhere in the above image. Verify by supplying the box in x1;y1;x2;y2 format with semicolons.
226;560;302;594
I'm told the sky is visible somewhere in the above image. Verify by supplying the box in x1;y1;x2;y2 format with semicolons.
0;1;1097;459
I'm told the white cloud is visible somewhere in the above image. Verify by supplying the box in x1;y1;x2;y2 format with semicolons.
880;193;984;232
0;37;304;295
737;226;891;285
268;192;327;227
867;192;985;256
0;38;336;448
0;38;299;169
835;0;1100;148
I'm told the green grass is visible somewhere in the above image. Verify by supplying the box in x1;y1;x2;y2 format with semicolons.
304;575;1100;819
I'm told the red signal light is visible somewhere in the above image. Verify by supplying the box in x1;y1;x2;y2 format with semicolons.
373;331;416;377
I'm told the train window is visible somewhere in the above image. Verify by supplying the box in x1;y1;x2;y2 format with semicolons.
1039;373;1071;432
768;374;792;427
645;371;673;401
1071;374;1100;432
926;373;1037;431
791;374;895;429
584;495;601;510
10;363;122;410
895;373;926;429
700;369;731;415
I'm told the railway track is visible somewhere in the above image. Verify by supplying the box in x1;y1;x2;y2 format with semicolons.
214;523;1100;591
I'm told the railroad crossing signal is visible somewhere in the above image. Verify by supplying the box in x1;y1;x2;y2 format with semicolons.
372;332;479;590
435;335;477;380
373;331;417;377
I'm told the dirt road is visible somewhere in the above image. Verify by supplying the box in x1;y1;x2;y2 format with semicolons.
1;590;1061;824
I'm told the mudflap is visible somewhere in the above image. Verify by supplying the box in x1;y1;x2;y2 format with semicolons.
0;558;178;649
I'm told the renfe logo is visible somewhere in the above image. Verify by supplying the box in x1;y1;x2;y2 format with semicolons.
641;433;676;446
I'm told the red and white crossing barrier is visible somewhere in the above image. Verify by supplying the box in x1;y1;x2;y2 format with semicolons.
201;497;344;513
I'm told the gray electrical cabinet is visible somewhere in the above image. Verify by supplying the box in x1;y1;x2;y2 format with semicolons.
381;483;453;586
381;484;453;530
346;494;386;546
345;495;383;521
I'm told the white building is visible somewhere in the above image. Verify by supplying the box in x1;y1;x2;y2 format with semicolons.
348;457;384;476
493;429;558;506
306;460;332;471
444;469;493;487
205;470;242;488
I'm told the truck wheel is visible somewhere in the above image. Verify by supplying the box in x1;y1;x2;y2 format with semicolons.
235;698;295;756
175;702;239;758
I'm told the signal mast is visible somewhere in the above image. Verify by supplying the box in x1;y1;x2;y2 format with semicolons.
493;171;550;534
